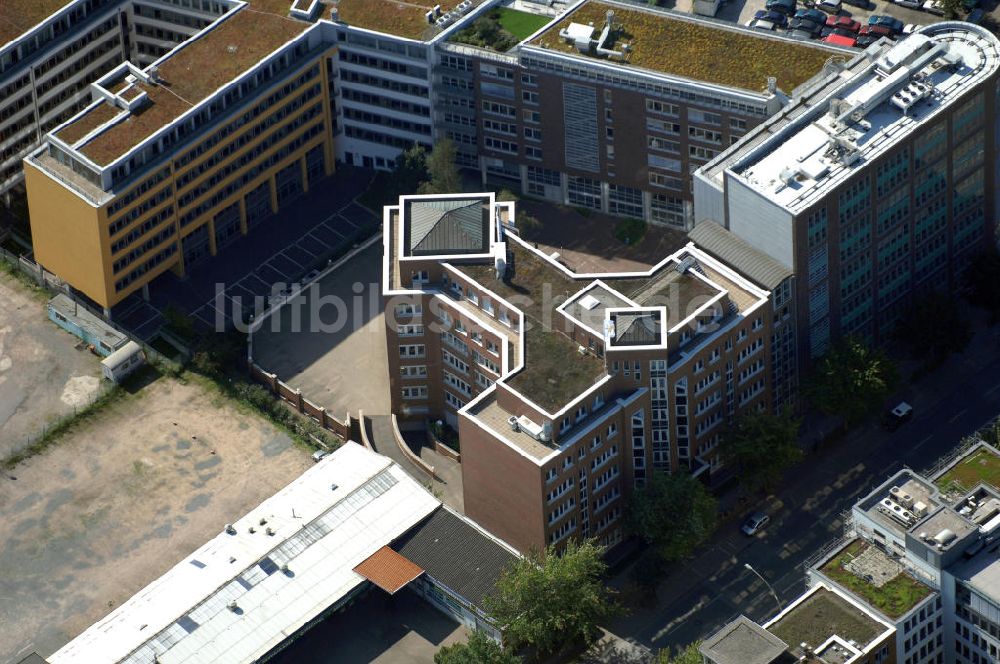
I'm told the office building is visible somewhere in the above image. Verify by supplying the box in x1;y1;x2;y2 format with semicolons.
11;0;846;312
381;192;775;553
436;0;844;229
695;22;1000;359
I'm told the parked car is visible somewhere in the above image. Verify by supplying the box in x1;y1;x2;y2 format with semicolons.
301;267;321;283
755;8;790;25
902;23;918;34
751;18;778;30
964;0;981;10
860;23;898;39
817;0;843;11
854;33;879;47
790;17;824;33
766;0;798;15
826;15;861;31
843;0;870;7
312;449;330;462
923;0;945;15
824;32;858;46
742;512;771;536
883;402;913;432
893;0;923;9
795;7;829;23
966;8;985;23
868;15;905;32
788;27;818;39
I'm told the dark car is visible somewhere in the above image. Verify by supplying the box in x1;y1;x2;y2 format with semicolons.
826;15;861;31
755;8;790;25
843;0;870;7
868;15;905;32
788;27;819;39
789;17;823;33
794;7;828;23
766;0;798;15
964;0;981;9
883;402;913;431
967;7;985;22
854;33;878;47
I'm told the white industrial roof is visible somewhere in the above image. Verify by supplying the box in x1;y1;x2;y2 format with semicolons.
50;442;440;664
732;23;1000;213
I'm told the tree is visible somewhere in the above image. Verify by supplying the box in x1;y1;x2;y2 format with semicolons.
893;291;971;367
938;0;962;18
721;408;802;493
964;249;1000;320
807;338;897;428
395;143;428;193
657;642;703;664
627;472;717;562
435;630;520;664
419;138;462;194
485;539;621;656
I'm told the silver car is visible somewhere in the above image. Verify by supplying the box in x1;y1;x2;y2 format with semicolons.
742;511;770;536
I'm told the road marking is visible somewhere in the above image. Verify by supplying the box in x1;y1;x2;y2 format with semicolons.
913;434;934;451
948;408;968;423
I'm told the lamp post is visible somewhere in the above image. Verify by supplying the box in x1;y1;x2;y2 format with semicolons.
744;562;782;615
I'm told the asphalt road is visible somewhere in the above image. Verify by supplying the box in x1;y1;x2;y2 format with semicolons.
609;319;1000;653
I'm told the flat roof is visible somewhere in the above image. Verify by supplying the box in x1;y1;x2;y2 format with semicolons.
49;443;440;664
336;0;454;40
857;470;942;537
63;7;312;167
530;0;838;93
0;0;75;50
48;293;128;349
730;24;1000;214
952;541;1000;599
766;586;888;655
700;615;788;664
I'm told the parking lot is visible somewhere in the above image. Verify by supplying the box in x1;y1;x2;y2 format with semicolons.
250;240;391;419
717;0;979;47
0;275;104;461
0;375;312;661
113;168;377;339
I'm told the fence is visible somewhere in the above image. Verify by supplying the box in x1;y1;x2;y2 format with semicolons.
248;361;354;441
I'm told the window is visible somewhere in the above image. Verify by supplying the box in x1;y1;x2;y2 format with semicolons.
402;385;427;400
646;99;679;116
397;324;423;337
399;365;427;379
399;344;425;358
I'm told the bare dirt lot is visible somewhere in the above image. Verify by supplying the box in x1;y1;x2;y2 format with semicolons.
0;275;104;460
0;375;312;663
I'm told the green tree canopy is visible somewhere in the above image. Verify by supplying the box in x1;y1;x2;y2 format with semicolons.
627;472;718;562
721;408;802;493
893;291;971;367
807;338;897;427
434;630;520;664
485;539;621;656
419;138;462;195
658;642;703;664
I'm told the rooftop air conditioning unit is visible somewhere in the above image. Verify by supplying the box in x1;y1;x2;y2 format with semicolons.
507;415;520;432
578;345;587;355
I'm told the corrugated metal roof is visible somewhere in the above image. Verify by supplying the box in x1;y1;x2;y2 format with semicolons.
354;546;424;594
49;443;440;664
688;221;792;290
392;507;518;609
408;198;488;255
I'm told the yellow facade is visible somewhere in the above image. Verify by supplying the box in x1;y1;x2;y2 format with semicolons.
26;48;337;310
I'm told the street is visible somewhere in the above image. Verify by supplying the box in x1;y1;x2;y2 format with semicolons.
608;317;1000;653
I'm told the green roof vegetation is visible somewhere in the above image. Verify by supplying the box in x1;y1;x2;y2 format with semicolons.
457;242;605;412
452;7;552;51
935;447;1000;495
1;0;76;47
769;587;885;651
337;0;441;40
531;0;835;93
819;540;933;619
